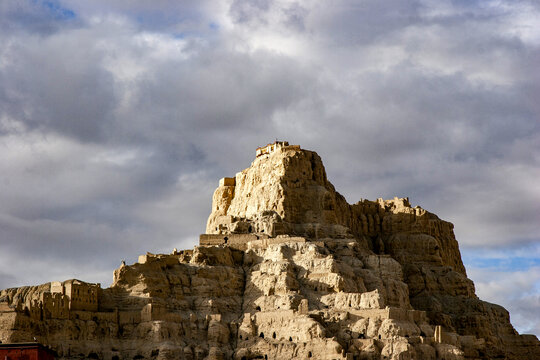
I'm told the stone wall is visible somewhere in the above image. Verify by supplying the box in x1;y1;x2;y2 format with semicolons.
51;279;100;312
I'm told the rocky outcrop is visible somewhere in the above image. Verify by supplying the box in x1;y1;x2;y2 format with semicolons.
1;142;538;359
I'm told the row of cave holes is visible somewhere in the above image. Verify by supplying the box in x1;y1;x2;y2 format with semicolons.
241;353;311;360
239;331;293;342
92;355;146;360
89;351;158;359
222;226;263;242
239;332;405;343
89;333;422;359
244;331;424;343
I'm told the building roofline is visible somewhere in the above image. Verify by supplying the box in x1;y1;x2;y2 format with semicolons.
0;342;50;349
255;140;288;151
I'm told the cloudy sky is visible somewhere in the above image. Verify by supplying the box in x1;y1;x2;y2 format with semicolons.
0;0;539;335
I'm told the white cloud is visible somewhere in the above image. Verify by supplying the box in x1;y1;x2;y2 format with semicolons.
468;266;540;335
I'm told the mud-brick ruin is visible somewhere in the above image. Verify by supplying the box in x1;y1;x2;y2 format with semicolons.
0;142;539;359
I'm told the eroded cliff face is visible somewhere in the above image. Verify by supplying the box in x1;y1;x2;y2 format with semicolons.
1;143;538;360
206;146;351;238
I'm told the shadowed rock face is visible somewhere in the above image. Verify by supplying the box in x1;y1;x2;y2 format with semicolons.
1;143;539;360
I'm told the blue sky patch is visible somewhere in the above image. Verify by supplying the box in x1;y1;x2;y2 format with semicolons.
463;244;540;271
38;0;76;20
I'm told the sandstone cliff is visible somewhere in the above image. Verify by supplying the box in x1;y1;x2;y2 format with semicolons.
1;142;538;360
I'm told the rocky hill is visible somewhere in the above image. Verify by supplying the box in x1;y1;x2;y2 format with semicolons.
1;142;538;359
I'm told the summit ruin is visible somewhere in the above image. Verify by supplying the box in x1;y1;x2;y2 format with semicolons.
0;142;538;359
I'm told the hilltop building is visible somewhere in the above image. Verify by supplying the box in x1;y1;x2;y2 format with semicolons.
50;279;100;312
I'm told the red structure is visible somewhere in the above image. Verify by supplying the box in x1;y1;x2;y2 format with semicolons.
0;343;56;360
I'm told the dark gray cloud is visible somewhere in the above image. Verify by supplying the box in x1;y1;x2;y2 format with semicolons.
0;0;538;335
0;31;117;141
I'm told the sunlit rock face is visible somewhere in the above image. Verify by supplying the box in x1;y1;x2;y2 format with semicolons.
1;142;538;360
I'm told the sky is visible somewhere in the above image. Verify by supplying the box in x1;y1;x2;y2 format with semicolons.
0;0;539;336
